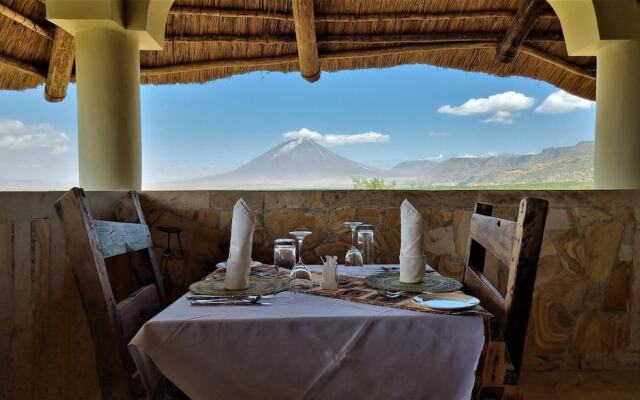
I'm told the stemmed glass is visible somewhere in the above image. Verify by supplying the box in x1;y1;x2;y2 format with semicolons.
344;221;364;266
289;230;313;292
273;238;296;303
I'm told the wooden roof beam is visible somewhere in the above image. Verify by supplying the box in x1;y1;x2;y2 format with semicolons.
45;27;75;102
141;43;595;82
0;51;46;80
165;31;564;45
0;3;53;40
169;6;558;22
497;0;549;63
292;0;320;82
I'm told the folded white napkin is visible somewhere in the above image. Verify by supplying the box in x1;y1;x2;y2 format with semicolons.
224;199;256;289
399;199;426;283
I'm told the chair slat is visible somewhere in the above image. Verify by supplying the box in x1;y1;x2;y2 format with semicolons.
129;191;165;303
94;220;153;258
469;214;516;265
117;284;161;343
464;266;507;330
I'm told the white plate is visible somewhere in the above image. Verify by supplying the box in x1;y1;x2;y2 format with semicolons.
216;260;263;269
411;293;480;311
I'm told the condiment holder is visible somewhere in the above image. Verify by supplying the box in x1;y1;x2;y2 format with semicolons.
321;256;339;290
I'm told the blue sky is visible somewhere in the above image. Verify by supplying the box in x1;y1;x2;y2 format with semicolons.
0;64;595;186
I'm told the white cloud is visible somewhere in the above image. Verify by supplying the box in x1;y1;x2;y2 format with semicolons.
428;131;449;137
426;154;445;161
0;119;70;154
483;110;515;124
438;91;536;124
535;90;594;114
282;128;390;146
455;151;498;159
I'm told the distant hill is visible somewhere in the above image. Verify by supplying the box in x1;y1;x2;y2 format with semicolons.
388;141;593;186
154;139;594;189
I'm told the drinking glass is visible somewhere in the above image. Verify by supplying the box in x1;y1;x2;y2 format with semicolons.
357;224;375;265
273;238;296;301
344;222;364;266
289;230;313;292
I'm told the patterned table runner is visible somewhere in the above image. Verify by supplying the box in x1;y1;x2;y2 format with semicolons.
308;271;491;317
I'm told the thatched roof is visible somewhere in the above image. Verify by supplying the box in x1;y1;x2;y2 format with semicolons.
0;0;596;101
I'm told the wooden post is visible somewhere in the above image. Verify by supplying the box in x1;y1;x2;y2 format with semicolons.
292;0;320;82
496;0;548;63
45;27;75;102
504;197;549;375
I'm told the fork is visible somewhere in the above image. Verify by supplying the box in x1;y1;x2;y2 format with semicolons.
377;290;408;298
190;295;271;306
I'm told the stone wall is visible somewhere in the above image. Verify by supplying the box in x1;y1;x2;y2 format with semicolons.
1;189;638;395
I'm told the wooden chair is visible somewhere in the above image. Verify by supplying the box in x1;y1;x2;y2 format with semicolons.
56;187;166;400
463;197;548;377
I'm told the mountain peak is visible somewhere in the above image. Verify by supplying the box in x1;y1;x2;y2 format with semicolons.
275;137;321;158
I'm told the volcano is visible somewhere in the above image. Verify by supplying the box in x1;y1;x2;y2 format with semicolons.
176;138;381;188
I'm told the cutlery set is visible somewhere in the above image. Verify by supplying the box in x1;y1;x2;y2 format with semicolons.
189;294;271;306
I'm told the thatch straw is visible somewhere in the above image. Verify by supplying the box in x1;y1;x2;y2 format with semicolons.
0;0;596;100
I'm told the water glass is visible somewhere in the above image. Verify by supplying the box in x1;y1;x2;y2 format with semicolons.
357;224;375;265
273;238;296;300
274;238;296;270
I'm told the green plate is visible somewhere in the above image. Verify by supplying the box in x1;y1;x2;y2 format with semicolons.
364;272;462;294
189;274;290;296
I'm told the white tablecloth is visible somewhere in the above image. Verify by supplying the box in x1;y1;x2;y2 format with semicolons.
129;266;485;400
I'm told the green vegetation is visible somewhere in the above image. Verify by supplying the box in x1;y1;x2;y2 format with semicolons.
353;178;593;190
352;177;397;190
456;181;594;190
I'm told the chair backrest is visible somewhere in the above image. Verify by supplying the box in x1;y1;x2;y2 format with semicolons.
463;197;548;376
56;187;165;400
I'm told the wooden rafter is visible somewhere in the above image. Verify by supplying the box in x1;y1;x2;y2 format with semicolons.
520;45;595;80
141;42;595;81
169;6;557;22
45;27;75;102
0;3;53;40
0;51;46;80
497;0;549;63
165;31;564;45
291;0;320;82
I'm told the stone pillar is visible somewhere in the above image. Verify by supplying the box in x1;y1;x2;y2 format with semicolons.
548;0;640;189
594;41;640;189
47;0;173;190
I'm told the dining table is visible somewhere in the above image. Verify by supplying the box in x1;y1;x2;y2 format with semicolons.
129;265;511;400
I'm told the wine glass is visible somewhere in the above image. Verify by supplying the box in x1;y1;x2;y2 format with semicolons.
289;230;313;292
344;222;364;266
273;238;296;302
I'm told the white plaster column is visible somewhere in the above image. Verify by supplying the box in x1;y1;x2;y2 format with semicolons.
47;0;173;190
549;0;640;189
594;41;640;189
75;28;141;190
